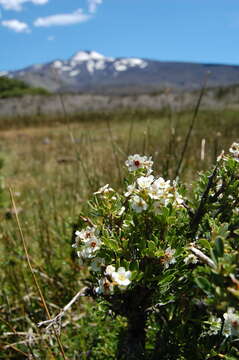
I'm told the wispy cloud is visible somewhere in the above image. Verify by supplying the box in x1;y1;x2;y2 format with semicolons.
0;0;48;11
88;0;103;14
2;19;30;32
34;8;91;27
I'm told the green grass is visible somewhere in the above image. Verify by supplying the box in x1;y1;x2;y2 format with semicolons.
0;107;239;358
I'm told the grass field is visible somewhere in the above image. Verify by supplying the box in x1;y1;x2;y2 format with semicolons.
0;107;239;359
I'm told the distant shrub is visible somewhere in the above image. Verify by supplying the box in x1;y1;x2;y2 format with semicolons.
0;76;49;98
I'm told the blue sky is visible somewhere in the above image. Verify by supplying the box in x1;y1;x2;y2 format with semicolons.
0;0;238;71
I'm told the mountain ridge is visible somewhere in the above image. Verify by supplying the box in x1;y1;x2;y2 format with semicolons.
2;51;239;95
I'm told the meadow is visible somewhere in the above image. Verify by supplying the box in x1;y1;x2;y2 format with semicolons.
0;106;239;359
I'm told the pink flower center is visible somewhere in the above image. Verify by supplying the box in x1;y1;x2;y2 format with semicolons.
134;160;140;167
232;320;239;328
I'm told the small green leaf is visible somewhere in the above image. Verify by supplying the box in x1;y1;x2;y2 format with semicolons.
195;276;212;294
214;237;224;258
148;240;156;254
199;238;211;250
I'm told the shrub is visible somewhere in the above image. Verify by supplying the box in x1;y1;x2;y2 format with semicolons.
41;144;239;359
0;76;49;98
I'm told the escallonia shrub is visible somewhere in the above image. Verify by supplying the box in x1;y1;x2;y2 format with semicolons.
41;144;239;359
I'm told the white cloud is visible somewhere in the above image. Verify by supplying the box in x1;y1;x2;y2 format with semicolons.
34;8;91;27
88;0;103;14
0;0;48;11
2;19;30;32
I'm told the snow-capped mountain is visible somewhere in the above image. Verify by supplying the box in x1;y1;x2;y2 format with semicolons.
3;51;239;94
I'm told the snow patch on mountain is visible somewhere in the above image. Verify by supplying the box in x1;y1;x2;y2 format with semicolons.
70;50;108;66
87;61;95;74
69;70;81;77
114;58;148;72
61;66;72;72
52;61;63;69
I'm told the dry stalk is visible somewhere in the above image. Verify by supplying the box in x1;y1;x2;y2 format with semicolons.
8;188;67;360
38;287;87;332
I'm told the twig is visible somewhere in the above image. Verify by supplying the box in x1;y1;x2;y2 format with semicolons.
189;164;218;238
105;117;122;183
2;343;29;357
127;115;135;154
38;287;88;331
9;188;67;360
4;335;48;349
175;74;209;178
190;246;216;269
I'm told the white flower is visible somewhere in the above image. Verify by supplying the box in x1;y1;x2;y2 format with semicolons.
105;265;116;276
125;183;137;197
173;192;184;208
130;195;148;213
77;237;102;259
148;177;171;200
153;195;172;214
153;200;162;214
155;177;171;190
223;308;239;337
84;236;102;251
184;254;198;265
125;154;153;172
90;257;105;272
229;142;239;162
94;184;114;195
161;247;176;269
229;142;239;154
207;316;222;336
95;278;114;295
112;267;131;288
137;175;154;190
77;248;93;259
74;226;97;244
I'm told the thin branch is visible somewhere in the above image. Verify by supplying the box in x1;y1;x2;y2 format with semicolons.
175;74;209;178
189;164;218;238
2;343;29;357
38;287;88;332
190;246;216;269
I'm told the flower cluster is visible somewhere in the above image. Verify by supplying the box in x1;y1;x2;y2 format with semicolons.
96;266;132;295
223;308;239;338
229;142;239;162
160;247;176;269
207;308;239;338
125;155;184;214
73;226;102;259
68;150;239;358
73;225;132;295
72;154;187;297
